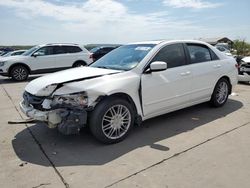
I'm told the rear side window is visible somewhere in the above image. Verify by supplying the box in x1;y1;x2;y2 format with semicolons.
151;43;186;68
63;46;82;53
53;46;65;55
187;44;212;64
210;49;219;60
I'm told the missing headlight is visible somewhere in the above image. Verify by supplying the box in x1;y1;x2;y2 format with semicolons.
52;92;88;109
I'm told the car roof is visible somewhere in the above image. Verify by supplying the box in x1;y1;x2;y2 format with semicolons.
130;39;211;46
38;43;81;47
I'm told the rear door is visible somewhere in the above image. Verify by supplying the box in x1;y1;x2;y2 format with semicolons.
141;43;193;117
184;43;222;102
58;46;86;67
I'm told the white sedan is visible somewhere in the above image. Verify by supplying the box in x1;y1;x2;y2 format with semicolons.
20;40;238;144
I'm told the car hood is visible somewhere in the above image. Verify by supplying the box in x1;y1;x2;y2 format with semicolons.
0;55;27;61
242;57;250;63
25;67;122;96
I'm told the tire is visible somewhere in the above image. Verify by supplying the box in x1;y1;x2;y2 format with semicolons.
89;97;135;144
10;65;29;81
210;78;230;107
73;61;86;67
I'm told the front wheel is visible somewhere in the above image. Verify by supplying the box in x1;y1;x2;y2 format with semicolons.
10;65;29;81
210;78;230;107
89;97;135;144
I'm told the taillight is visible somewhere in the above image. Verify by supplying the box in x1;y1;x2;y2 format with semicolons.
235;63;239;69
90;54;93;59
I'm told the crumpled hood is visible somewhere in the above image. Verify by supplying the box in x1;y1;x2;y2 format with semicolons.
25;67;121;96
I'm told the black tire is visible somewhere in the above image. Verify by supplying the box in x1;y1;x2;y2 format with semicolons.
210;78;230;107
73;61;86;67
89;97;135;144
10;65;29;81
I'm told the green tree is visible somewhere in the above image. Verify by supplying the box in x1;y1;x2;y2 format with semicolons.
233;39;250;56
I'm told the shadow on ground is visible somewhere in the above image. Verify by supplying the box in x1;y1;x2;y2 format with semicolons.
12;99;243;166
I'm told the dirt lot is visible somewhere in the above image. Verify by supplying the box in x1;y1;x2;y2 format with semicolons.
0;75;250;188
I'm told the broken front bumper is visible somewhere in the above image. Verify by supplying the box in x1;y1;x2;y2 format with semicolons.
19;100;62;127
20;101;88;134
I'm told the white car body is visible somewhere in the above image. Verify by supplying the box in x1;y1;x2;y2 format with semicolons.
20;40;238;142
0;43;92;79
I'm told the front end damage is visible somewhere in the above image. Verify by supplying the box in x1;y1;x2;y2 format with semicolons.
20;91;90;135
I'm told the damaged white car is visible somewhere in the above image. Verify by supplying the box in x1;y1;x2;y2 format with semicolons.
238;56;250;83
20;40;238;144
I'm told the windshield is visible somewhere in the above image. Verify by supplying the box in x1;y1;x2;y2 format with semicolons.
22;46;40;56
90;44;155;70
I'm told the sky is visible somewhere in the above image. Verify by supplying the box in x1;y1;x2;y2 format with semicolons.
0;0;249;45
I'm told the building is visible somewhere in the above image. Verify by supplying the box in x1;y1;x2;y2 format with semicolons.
199;37;234;48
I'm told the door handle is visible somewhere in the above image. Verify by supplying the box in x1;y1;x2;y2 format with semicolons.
180;71;191;76
213;64;221;68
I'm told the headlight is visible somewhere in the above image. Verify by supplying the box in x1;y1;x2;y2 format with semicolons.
0;61;6;66
52;92;88;108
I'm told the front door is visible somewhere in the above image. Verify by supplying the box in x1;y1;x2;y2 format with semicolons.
29;46;57;72
141;43;192;117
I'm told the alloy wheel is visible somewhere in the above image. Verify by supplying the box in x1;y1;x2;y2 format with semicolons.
101;104;131;140
215;81;228;104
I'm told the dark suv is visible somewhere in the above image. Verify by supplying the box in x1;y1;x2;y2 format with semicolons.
90;46;119;62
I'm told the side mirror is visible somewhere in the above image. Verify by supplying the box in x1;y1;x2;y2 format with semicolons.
32;52;43;57
146;61;167;73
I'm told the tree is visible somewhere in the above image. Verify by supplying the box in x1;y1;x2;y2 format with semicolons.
233;39;250;56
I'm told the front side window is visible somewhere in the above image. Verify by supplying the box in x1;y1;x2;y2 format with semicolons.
151;43;186;68
91;44;155;71
187;44;212;64
35;46;54;56
12;51;24;56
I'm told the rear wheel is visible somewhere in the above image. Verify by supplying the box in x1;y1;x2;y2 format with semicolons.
89;97;135;144
10;65;29;81
210;78;230;107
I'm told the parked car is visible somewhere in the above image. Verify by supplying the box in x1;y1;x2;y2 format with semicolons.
1;50;26;58
238;56;250;83
90;46;119;62
0;43;92;81
0;47;14;56
215;46;233;57
20;40;238;144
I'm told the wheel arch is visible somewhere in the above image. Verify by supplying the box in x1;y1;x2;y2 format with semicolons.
95;92;142;126
217;75;232;94
8;63;31;76
101;92;138;113
73;60;87;67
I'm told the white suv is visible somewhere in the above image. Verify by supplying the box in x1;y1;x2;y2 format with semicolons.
0;43;92;81
20;40;238;144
